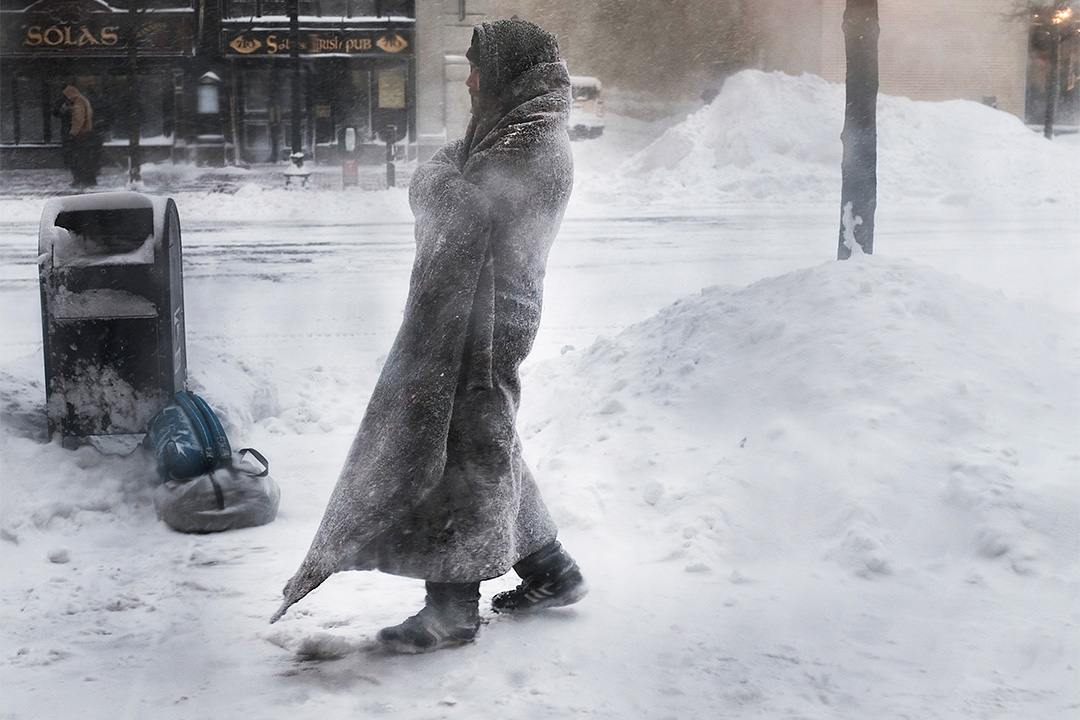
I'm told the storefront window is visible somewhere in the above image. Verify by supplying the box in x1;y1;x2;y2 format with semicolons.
198;84;220;114
0;77;94;146
372;63;407;143
198;73;222;115
77;74;171;142
378;67;406;109
1;76;52;145
238;68;279;162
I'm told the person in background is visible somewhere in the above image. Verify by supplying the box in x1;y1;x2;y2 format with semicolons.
54;83;98;188
272;19;587;653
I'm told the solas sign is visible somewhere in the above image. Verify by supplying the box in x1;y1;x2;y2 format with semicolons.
22;24;119;47
1;16;191;56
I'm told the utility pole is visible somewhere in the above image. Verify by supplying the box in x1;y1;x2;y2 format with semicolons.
126;0;143;184
837;0;879;260
289;0;304;169
1040;2;1077;139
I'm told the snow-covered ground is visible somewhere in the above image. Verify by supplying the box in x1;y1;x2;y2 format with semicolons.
1;70;1078;719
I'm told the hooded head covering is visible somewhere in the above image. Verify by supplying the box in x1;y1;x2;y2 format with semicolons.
62;84;93;135
466;20;561;115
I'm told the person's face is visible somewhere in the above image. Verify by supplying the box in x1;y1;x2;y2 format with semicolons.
467;63;480;114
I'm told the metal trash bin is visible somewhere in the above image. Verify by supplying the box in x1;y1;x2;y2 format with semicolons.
38;192;187;448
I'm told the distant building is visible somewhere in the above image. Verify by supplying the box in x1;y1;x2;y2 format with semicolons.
747;0;1078;127
0;0;424;168
1;0;199;168
216;0;416;165
480;0;1076;128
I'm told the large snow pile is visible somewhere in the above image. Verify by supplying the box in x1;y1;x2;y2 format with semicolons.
527;255;1078;580
521;255;1078;716
574;70;1079;211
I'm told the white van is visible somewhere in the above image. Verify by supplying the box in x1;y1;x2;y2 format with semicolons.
568;76;605;140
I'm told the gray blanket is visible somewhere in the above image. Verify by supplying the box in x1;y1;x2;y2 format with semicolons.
273;36;573;622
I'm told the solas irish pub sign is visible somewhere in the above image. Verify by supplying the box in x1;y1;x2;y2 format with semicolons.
224;29;411;57
0;0;193;57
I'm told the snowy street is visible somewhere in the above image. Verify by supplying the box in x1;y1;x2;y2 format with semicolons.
1;71;1078;719
4;202;1074;369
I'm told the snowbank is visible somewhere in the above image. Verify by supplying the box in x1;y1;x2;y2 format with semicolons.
525;255;1078;580
1;253;1076;718
573;70;1080;212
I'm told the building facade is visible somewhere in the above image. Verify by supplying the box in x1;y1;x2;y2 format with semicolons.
748;0;1077;127
0;0;422;168
217;0;415;165
3;0;1074;170
1;0;197;167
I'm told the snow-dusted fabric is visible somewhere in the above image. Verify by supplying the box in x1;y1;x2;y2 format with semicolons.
273;20;573;622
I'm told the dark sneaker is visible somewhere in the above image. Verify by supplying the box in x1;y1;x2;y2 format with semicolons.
377;582;480;653
492;541;588;614
376;605;479;653
491;570;587;614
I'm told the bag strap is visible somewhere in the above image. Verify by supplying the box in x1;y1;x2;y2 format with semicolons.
237;447;269;477
208;474;226;511
184;392;232;466
174;392;215;470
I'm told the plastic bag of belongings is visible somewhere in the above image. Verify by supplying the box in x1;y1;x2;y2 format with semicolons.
147;391;279;533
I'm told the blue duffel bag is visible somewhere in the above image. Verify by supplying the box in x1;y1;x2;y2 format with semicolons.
147;391;279;533
147;391;232;481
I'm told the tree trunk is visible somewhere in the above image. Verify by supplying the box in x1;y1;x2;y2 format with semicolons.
838;0;879;260
1043;35;1061;140
289;0;302;160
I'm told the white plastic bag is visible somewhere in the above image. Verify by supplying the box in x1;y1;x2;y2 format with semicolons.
153;449;279;533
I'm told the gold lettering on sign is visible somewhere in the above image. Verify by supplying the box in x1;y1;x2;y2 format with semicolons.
376;34;407;53
229;35;262;54
310;33;340;52
221;32;409;55
76;26;99;45
22;24;122;48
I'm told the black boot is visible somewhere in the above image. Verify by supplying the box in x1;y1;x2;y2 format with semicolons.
376;581;481;653
492;541;587;614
